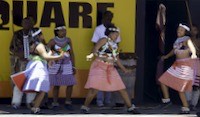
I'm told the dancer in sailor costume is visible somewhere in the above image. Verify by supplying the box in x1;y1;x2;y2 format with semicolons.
22;28;64;114
81;24;140;114
159;24;197;114
47;25;76;110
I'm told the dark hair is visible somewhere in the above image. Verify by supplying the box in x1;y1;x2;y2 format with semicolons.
21;17;35;27
54;29;59;36
29;28;45;45
102;11;113;19
105;23;119;36
178;23;191;37
185;30;191;37
54;24;66;36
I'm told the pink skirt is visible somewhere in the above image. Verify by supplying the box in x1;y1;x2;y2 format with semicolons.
159;58;195;92
85;59;125;91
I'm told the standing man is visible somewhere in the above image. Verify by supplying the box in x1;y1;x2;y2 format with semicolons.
91;11;121;107
10;17;36;109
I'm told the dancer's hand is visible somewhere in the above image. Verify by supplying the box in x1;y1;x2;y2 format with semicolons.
59;51;65;59
86;53;94;61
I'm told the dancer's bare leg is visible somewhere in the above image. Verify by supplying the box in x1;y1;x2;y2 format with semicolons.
161;83;170;99
118;89;132;107
65;86;73;103
84;89;98;107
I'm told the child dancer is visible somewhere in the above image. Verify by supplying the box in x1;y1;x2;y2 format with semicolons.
159;23;197;114
48;25;76;110
81;24;140;114
22;28;64;114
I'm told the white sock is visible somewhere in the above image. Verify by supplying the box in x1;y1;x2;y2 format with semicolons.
65;101;72;105
128;104;136;111
181;107;190;111
162;98;170;103
81;105;90;111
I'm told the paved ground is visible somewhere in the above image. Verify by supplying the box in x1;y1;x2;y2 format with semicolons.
1;114;195;117
0;103;199;116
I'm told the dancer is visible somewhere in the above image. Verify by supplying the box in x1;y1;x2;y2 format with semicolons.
81;24;140;114
22;28;64;114
159;23;197;114
47;25;76;110
91;11;120;107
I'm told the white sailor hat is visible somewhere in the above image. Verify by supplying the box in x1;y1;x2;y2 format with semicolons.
179;23;190;31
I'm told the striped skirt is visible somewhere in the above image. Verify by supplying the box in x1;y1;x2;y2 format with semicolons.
85;59;126;91
48;59;76;86
23;61;50;93
159;58;195;92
